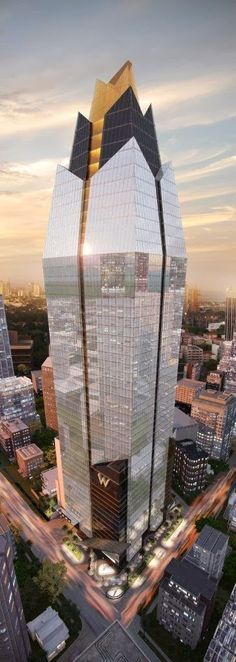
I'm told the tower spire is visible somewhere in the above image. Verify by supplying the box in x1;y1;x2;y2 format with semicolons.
89;60;137;122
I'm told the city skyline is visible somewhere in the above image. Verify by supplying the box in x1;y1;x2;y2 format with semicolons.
0;0;236;294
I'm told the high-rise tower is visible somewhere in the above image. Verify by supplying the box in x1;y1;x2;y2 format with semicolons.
43;62;186;562
0;295;14;378
225;290;236;340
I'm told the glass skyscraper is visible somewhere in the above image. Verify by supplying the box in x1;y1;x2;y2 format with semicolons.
0;295;14;379
43;62;186;562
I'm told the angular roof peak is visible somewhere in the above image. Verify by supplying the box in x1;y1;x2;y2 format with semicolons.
89;60;138;122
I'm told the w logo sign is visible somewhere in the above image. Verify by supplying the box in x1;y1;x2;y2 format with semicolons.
98;472;110;488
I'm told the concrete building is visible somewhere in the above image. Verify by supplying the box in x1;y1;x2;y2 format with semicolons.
75;620;151;662
0;517;31;661
191;391;236;460
186;525;228;580
175;378;205;413
206;371;224;392
204;584;236;661
157;557;217;649
0;418;31;460
225;291;236;341
16;443;43;478
43;61;186;562
173;439;208;494
31;370;42;394
0;376;40;430
183;361;202;381
173;406;198;441
0;295;14;378
182;344;203;364
41;357;58;431
27;607;69;661
42;466;58;496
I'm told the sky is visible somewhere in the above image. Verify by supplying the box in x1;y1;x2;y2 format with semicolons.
0;0;236;296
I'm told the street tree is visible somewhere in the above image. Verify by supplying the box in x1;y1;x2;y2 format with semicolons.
34;559;67;602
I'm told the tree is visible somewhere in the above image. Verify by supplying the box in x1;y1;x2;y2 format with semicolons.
44;446;56;468
34;559;66;602
209;459;229;475
30;466;44;493
9;521;22;544
195;516;227;534
16;363;28;376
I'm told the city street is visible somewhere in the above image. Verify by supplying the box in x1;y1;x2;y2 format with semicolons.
0;466;235;634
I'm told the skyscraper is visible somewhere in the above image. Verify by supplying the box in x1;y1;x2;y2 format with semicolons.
0;515;31;661
0;295;14;379
43;61;186;562
225;290;236;340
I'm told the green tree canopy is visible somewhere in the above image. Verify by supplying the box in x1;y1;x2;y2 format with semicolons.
44;446;56;468
34;559;66;603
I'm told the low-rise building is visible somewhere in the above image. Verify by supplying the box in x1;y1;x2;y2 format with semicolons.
0;418;31;460
191;391;236;460
175;378;205;413
41;466;58;496
27;607;69;661
16;443;43;478
186;525;228;580
31;370;42;394
173;438;208;494
204;584;236;661
182;344;204;364
41;357;58;431
157;557;217;649
173;406;198;441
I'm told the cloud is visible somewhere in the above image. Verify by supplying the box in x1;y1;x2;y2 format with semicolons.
183;205;235;228
176;155;236;183
140;73;236;113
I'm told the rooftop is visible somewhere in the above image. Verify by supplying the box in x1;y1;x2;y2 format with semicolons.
191;524;228;553
0;376;33;393
0;418;29;434
27;607;69;657
173;406;198;429
75;620;150;661
192;390;236;409
16;443;43;460
42;356;53;369
176;438;208;460
176;378;206;389
165;557;217;601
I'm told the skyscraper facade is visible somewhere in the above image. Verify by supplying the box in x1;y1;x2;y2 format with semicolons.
0;515;31;661
225;291;236;340
43;62;186;561
0;295;14;379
